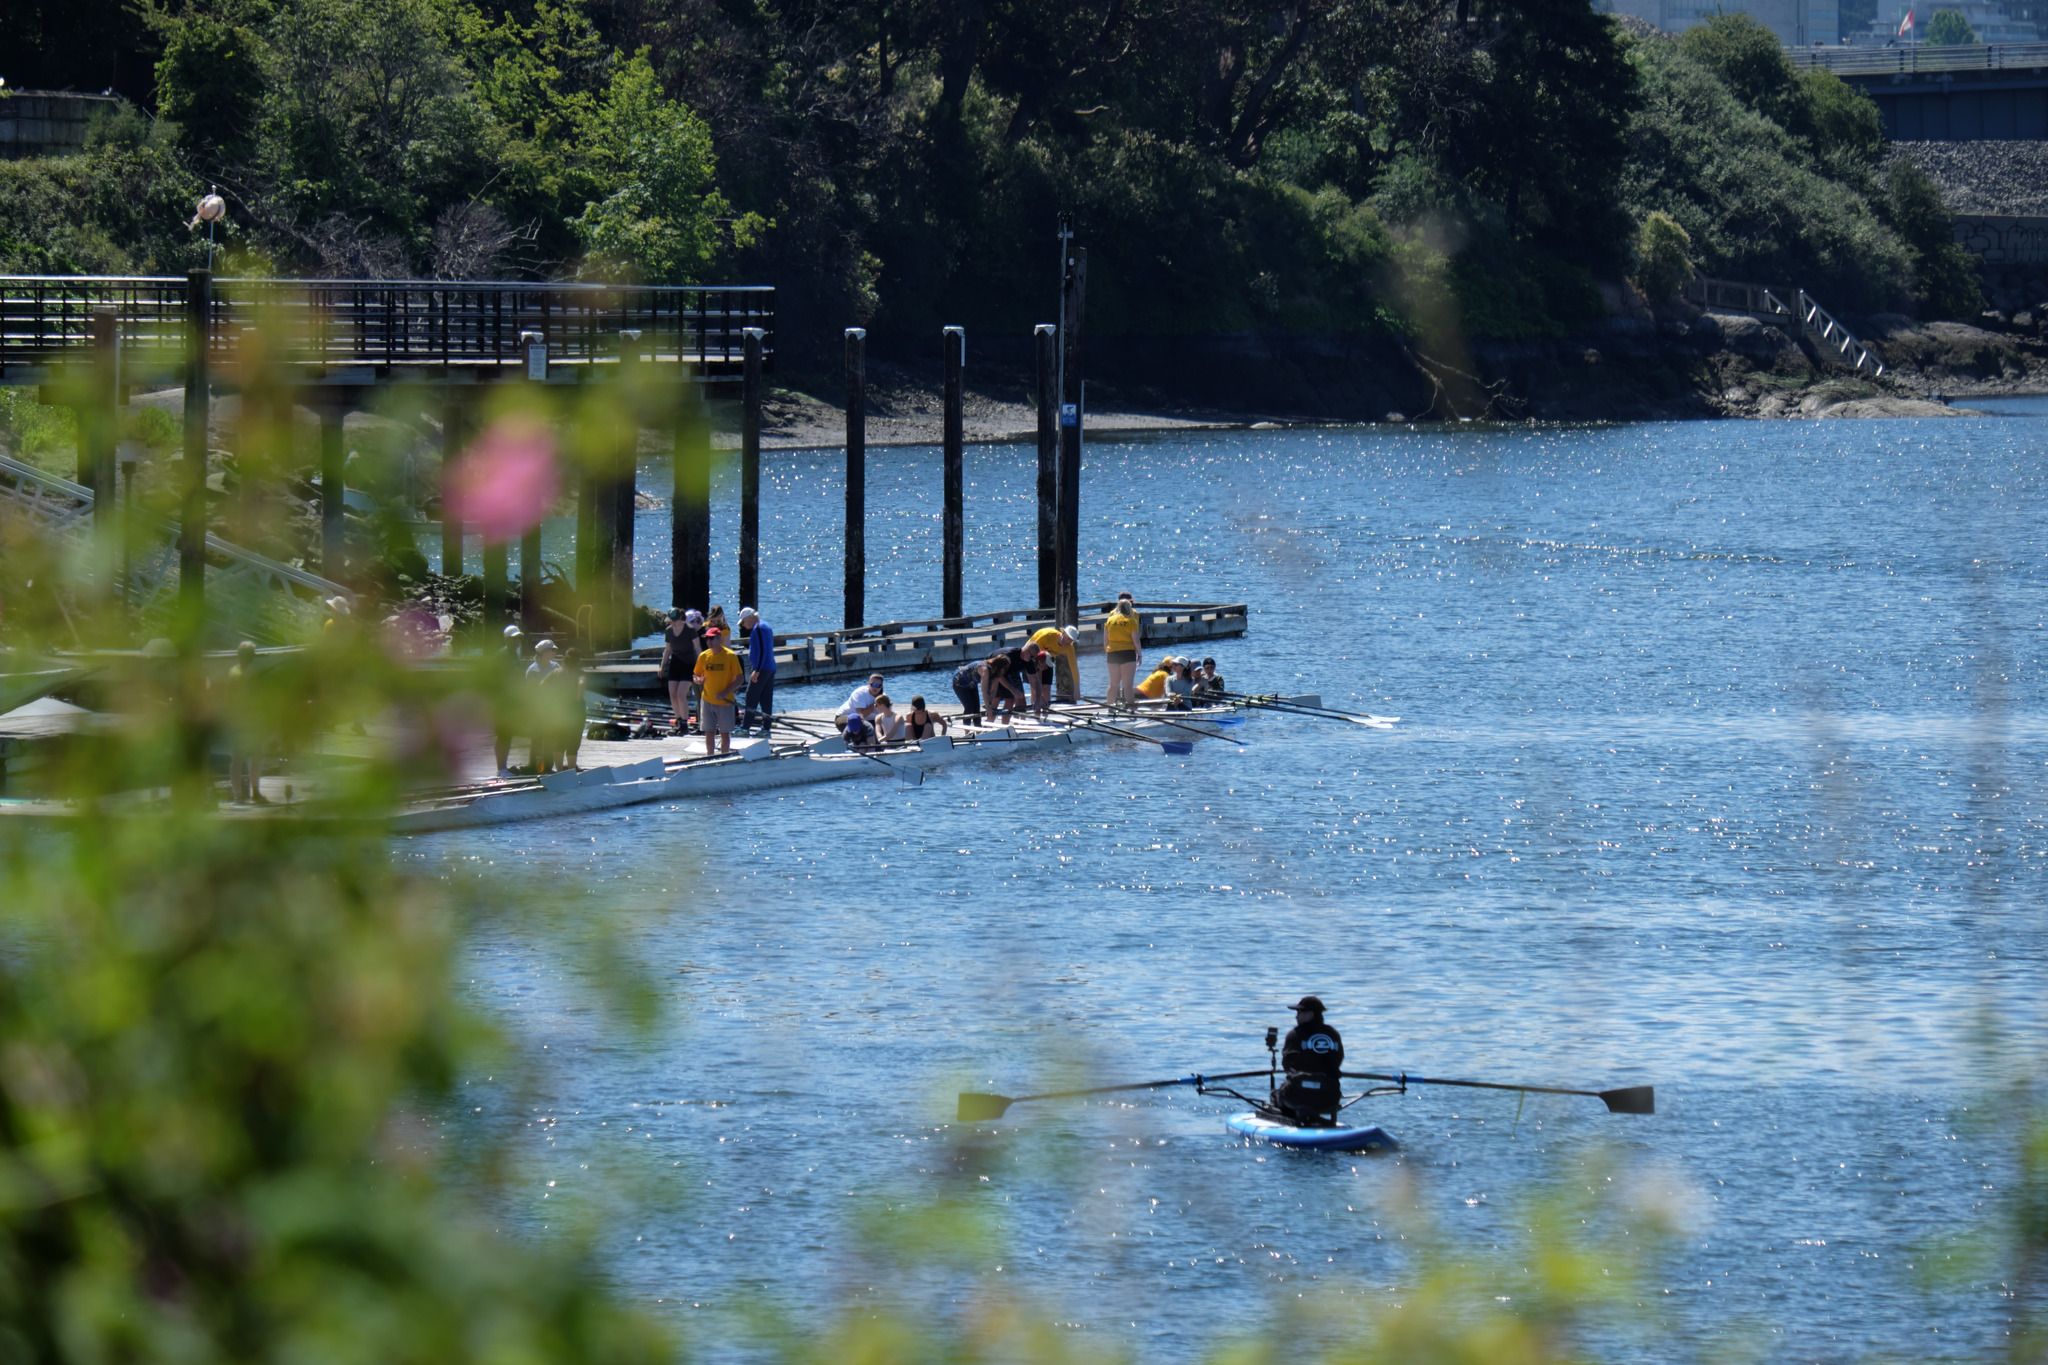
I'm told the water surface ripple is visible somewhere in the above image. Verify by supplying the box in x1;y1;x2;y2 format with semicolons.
416;415;2046;1361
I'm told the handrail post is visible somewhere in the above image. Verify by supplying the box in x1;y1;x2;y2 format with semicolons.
179;268;211;635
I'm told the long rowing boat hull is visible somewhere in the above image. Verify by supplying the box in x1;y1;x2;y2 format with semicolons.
391;706;1248;833
1225;1112;1399;1153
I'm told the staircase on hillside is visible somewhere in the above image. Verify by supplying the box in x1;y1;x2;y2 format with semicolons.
0;453;353;646
1688;277;1886;377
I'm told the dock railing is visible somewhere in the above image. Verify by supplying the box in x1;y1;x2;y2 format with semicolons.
1794;290;1886;376
1688;276;1885;377
1787;41;2048;76
590;601;1250;688
0;277;774;381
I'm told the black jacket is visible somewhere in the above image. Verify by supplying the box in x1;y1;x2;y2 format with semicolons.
1282;1020;1343;1076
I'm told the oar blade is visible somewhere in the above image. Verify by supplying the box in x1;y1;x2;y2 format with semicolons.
1161;740;1194;755
957;1093;1014;1122
1599;1085;1655;1115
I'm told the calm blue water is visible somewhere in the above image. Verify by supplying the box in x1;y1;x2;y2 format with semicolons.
411;414;2048;1361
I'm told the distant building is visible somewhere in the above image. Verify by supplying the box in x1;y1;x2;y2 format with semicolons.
1861;0;2042;41
1607;0;1842;46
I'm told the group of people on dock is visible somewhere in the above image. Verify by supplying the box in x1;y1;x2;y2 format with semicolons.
657;604;777;756
493;625;590;777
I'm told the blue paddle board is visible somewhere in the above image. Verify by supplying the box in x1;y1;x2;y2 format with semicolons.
1225;1112;1399;1152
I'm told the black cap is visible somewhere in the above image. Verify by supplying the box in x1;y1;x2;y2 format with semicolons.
1291;996;1325;1013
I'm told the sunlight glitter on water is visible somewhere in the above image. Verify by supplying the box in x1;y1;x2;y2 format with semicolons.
415;413;2046;1361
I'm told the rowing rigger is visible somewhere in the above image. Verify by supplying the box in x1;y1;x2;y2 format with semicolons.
958;1063;1652;1153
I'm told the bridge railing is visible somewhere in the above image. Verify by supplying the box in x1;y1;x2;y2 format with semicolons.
1788;41;2048;76
0;277;774;377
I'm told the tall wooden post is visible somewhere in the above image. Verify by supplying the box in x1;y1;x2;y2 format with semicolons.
180;268;210;622
1034;323;1056;610
441;391;467;578
609;331;642;650
673;367;710;614
740;328;764;612
942;326;964;620
320;404;346;579
843;327;866;630
1056;247;1087;627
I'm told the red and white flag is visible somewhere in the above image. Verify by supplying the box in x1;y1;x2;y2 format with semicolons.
1898;8;1914;36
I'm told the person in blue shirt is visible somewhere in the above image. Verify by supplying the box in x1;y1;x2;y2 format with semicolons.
738;606;776;735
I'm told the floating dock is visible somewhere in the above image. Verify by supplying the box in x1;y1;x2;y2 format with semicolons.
585;600;1248;696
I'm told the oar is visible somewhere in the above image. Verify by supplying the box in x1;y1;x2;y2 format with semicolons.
1064;699;1244;747
1342;1071;1653;1114
1058;711;1197;756
1219;692;1398;728
958;1069;1275;1122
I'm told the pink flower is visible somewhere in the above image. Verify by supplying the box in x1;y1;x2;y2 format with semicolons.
445;416;560;543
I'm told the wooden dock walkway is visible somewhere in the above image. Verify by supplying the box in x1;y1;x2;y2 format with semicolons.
585;600;1248;695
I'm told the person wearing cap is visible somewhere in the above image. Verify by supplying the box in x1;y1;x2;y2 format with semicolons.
524;639;565;773
493;623;527;776
1028;623;1081;710
738;606;776;735
1276;996;1345;1127
658;609;702;736
691;625;743;756
1196;657;1226;697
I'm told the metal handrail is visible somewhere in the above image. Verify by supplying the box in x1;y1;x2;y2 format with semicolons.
0;277;775;374
1787;41;2048;75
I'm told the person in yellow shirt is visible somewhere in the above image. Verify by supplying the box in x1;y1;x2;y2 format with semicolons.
1102;594;1143;708
1136;660;1172;700
691;626;744;756
1027;623;1080;711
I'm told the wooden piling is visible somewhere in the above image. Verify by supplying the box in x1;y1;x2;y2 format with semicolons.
741;328;764;612
440;391;467;578
180;269;210;621
609;331;641;650
673;366;710;615
320;404;346;579
1034;323;1056;610
942;325;964;620
844;327;866;630
1056;247;1086;627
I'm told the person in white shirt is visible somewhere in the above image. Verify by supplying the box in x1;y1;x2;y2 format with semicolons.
838;672;886;724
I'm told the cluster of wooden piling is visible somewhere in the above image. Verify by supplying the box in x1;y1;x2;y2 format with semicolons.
45;245;1094;650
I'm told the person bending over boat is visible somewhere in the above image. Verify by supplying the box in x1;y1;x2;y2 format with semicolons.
996;641;1044;720
1276;996;1345;1127
840;673;886;726
1028;624;1081;708
1136;659;1172;701
952;654;1010;726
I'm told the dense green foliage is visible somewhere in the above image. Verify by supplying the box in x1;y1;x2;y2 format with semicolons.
0;0;1981;358
1620;17;1913;315
1926;8;1980;43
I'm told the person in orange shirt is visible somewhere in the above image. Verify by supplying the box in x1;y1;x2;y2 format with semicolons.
691;627;744;756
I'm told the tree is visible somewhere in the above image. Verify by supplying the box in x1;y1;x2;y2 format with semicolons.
154;15;267;165
570;55;764;283
1885;158;1984;319
1634;209;1692;301
1925;8;1979;42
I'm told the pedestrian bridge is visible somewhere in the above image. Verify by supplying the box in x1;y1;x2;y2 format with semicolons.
1791;43;2048;140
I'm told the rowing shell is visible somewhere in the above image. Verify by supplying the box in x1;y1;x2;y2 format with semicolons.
390;700;1270;833
1225;1112;1400;1153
